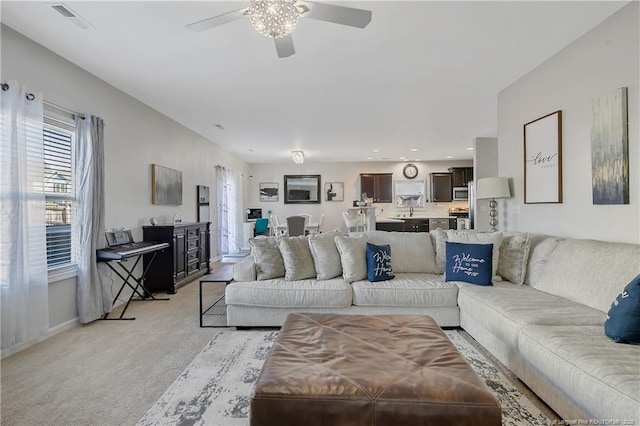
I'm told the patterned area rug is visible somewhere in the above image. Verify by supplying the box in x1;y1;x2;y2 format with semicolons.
138;330;555;426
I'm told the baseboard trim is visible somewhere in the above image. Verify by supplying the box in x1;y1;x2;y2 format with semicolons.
1;317;81;359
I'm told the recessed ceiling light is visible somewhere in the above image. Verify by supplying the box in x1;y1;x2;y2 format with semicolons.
466;147;474;150
399;156;407;160
415;158;421;161
366;157;372;160
372;149;380;153
410;148;418;152
446;156;453;159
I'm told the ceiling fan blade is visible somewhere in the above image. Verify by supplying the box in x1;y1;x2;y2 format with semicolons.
300;1;372;29
275;35;295;58
186;8;247;32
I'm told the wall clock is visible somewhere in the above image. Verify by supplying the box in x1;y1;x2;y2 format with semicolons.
403;163;419;179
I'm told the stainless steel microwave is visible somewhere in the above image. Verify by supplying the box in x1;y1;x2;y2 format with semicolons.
452;187;468;200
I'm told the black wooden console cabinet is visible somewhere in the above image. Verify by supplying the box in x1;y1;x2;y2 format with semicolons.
142;222;211;294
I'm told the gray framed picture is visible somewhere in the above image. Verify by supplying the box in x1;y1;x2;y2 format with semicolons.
325;182;344;201
152;164;183;205
591;87;629;204
260;182;279;202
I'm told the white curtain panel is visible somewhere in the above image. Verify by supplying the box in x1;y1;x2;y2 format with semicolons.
0;81;49;351
75;115;110;323
216;166;241;255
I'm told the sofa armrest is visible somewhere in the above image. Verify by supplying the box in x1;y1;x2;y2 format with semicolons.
233;256;257;282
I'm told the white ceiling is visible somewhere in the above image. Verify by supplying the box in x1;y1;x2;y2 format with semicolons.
1;1;627;163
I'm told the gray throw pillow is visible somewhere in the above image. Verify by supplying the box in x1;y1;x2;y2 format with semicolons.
497;232;531;285
308;230;343;280
430;228;449;274
277;236;316;281
249;237;285;280
335;235;367;283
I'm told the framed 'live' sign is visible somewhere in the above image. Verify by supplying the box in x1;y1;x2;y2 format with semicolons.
524;110;563;204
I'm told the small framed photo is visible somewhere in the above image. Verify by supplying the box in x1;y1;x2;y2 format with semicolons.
260;182;279;202
325;182;344;202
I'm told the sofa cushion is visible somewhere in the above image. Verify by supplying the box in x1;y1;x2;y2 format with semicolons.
605;274;640;343
497;232;531;285
366;242;394;282
533;239;640;313
335;235;367;283
457;283;605;348
352;273;458;307
447;230;503;282
277;235;316;281
225;278;352;308
430;228;448;274
308;230;343;281
445;242;493;286
249;237;285;280
519;325;640;421
365;231;437;273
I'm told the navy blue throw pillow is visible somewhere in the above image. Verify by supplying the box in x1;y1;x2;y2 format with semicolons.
445;242;493;286
605;274;640;344
366;242;394;282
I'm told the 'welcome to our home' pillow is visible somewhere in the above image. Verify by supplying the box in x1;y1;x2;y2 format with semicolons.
366;242;394;282
605;274;640;344
445;242;493;286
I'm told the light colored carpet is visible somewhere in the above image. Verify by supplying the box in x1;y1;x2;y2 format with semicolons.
1;271;229;426
138;329;556;426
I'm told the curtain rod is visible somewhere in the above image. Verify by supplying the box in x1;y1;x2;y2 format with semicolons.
43;100;79;117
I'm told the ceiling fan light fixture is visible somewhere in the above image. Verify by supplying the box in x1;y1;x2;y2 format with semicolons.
247;0;300;39
291;150;304;164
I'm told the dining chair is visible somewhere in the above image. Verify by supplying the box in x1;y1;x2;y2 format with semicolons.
272;214;287;236
286;215;306;237
253;218;269;236
343;211;366;234
306;214;324;235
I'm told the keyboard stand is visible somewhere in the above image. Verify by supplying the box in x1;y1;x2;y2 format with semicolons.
100;250;169;321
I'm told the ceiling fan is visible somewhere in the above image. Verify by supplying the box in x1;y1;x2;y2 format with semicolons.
186;0;372;58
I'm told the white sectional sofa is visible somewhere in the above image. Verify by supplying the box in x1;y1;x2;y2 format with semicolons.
226;230;640;423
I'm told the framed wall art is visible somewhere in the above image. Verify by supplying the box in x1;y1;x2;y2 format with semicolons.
259;182;279;202
284;175;321;204
197;185;210;222
523;111;562;204
152;164;183;205
325;182;344;201
591;87;629;205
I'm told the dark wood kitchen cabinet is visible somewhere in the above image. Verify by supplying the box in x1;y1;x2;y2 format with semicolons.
142;222;211;294
430;173;453;202
448;167;474;187
360;173;393;203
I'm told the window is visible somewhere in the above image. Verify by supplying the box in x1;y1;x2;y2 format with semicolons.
44;112;76;270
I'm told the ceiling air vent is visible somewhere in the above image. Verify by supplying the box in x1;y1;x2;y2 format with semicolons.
50;3;93;29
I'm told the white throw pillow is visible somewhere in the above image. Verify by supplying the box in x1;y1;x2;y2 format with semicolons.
277;235;316;281
497;232;531;285
334;235;367;283
249;237;285;280
308;230;343;281
447;230;503;281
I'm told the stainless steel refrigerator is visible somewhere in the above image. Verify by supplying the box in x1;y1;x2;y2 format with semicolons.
468;181;475;229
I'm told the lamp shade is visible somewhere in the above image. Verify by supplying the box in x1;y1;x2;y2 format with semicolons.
476;177;511;200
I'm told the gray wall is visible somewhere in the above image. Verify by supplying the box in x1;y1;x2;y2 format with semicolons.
497;2;639;244
2;25;249;331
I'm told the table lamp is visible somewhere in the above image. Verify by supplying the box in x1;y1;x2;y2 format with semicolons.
476;177;511;232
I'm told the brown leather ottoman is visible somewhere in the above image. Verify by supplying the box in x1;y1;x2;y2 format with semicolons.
250;313;501;426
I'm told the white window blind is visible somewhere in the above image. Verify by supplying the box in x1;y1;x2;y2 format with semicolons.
43;117;75;269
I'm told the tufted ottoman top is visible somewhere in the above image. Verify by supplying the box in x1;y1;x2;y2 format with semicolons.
250;313;501;426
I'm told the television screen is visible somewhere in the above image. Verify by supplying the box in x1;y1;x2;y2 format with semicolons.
247;208;262;220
